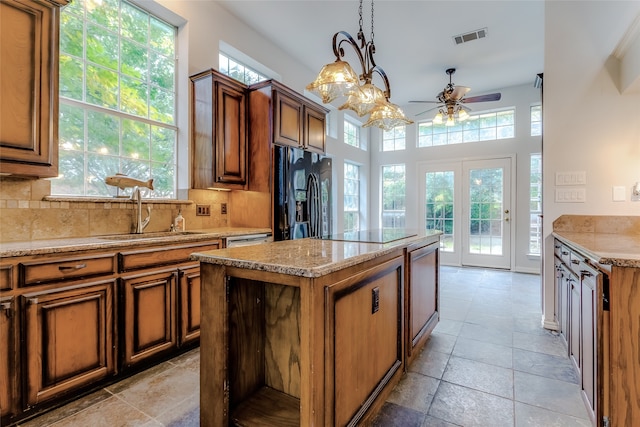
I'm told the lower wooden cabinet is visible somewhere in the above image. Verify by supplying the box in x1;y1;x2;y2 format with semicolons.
406;242;439;365
22;280;116;406
1;296;17;420
120;269;176;369
178;265;201;347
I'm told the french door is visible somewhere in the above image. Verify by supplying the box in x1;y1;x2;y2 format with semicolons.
419;157;512;269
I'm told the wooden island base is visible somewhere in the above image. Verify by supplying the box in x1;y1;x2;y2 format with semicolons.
195;233;440;426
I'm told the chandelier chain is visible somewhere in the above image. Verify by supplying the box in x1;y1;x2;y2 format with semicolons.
358;0;363;33
370;0;375;43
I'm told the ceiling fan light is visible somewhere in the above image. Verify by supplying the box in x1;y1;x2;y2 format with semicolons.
457;109;469;121
306;60;360;103
338;83;386;116
433;111;444;125
445;115;455;127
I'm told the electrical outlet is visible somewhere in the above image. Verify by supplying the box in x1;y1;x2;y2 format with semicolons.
221;203;227;214
196;204;211;216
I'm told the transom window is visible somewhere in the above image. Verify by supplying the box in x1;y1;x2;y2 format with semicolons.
381;164;406;228
382;126;406;151
344;162;361;232
219;53;269;85
417;109;515;147
54;0;177;197
344;120;361;149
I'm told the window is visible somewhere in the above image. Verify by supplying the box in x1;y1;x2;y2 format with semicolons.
417;109;515;147
381;164;406;228
529;153;542;255
344;162;361;232
531;105;542;136
219;53;268;85
55;0;177;197
382;126;406;151
344;119;360;148
425;171;455;252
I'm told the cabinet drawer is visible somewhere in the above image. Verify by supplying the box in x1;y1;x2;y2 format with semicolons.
20;254;117;286
119;241;220;272
554;239;563;259
0;264;15;291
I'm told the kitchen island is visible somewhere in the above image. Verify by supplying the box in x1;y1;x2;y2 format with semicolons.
191;230;441;426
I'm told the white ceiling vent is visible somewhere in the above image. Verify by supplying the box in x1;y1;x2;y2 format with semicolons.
453;28;487;45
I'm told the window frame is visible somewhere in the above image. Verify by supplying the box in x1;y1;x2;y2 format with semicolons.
529;153;542;255
381;164;406;228
343;161;361;233
382;125;406;152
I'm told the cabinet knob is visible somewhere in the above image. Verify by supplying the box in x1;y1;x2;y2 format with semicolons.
1;301;12;318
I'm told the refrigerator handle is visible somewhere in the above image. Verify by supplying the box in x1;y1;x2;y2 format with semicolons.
283;201;290;240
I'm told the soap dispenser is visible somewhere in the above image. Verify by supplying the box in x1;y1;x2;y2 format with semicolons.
174;209;185;232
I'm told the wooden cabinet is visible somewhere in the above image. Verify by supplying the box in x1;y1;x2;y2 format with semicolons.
272;84;327;153
191;69;247;190
0;296;17;421
405;242;439;365
568;272;580;371
0;0;68;178
177;265;201;347
23;279;116;406
326;256;404;426
120;269;176;368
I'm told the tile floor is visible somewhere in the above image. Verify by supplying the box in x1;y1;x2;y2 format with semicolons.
19;266;592;427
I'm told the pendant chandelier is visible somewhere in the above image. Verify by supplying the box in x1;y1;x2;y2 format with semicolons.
306;0;413;131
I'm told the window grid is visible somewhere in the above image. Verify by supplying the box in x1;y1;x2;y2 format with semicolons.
344;162;361;232
55;0;177;198
417;109;515;147
344;120;360;148
529;153;542;255
425;171;455;252
381;164;406;228
382;126;406;151
530;105;542;136
219;53;268;85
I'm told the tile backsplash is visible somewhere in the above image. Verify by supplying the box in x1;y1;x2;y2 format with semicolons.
0;178;230;243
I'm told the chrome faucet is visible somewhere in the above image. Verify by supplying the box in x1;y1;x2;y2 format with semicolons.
131;186;151;233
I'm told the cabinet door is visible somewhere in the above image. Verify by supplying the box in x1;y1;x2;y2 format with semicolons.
23;280;115;405
0;296;17;421
273;91;303;148
178;265;200;347
569;274;580;372
327;256;404;426
121;269;176;368
406;243;438;364
215;81;247;185
580;267;598;419
0;0;66;178
304;106;326;154
556;259;569;347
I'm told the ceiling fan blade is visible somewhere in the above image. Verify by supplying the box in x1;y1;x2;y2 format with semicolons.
449;86;470;100
462;92;501;103
409;100;440;104
415;106;440;116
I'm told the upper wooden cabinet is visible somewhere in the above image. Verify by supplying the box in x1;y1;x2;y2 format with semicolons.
0;0;68;178
191;69;248;190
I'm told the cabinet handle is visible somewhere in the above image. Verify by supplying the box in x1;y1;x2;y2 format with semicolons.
581;270;593;277
1;302;12;318
562;251;569;256
59;263;87;271
571;259;580;265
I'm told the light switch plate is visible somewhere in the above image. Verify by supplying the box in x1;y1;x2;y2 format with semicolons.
555;188;586;203
613;186;626;202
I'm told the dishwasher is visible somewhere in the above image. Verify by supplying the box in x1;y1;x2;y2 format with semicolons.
225;233;272;247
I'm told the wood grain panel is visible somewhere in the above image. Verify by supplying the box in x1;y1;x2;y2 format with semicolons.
609;266;640;426
178;265;201;346
0;296;17;420
118;242;219;272
273;91;302;148
264;283;300;398
304;106;326;154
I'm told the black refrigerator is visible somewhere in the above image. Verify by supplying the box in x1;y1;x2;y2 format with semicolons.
273;146;332;241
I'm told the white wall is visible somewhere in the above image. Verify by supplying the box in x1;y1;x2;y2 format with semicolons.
542;1;640;328
369;83;542;273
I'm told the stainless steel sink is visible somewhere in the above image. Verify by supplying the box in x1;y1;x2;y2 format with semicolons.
98;231;204;240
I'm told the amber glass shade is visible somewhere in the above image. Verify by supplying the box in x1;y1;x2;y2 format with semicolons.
363;100;413;131
338;83;386;116
306;60;360;103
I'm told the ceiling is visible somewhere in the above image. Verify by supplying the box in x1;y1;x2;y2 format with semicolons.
216;0;544;107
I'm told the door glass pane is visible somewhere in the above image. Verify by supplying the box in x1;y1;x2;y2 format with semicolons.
469;168;503;255
425;171;454;252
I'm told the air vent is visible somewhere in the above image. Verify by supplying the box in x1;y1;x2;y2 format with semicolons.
453;28;487;45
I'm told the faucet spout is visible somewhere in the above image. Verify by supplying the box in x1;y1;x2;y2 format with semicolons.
131;187;151;233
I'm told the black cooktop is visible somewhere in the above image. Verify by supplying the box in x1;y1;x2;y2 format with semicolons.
322;229;417;244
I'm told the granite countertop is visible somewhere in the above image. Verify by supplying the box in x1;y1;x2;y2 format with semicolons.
553;231;640;268
191;230;442;278
0;227;272;258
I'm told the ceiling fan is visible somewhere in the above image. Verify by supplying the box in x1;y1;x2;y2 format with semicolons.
410;68;501;125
